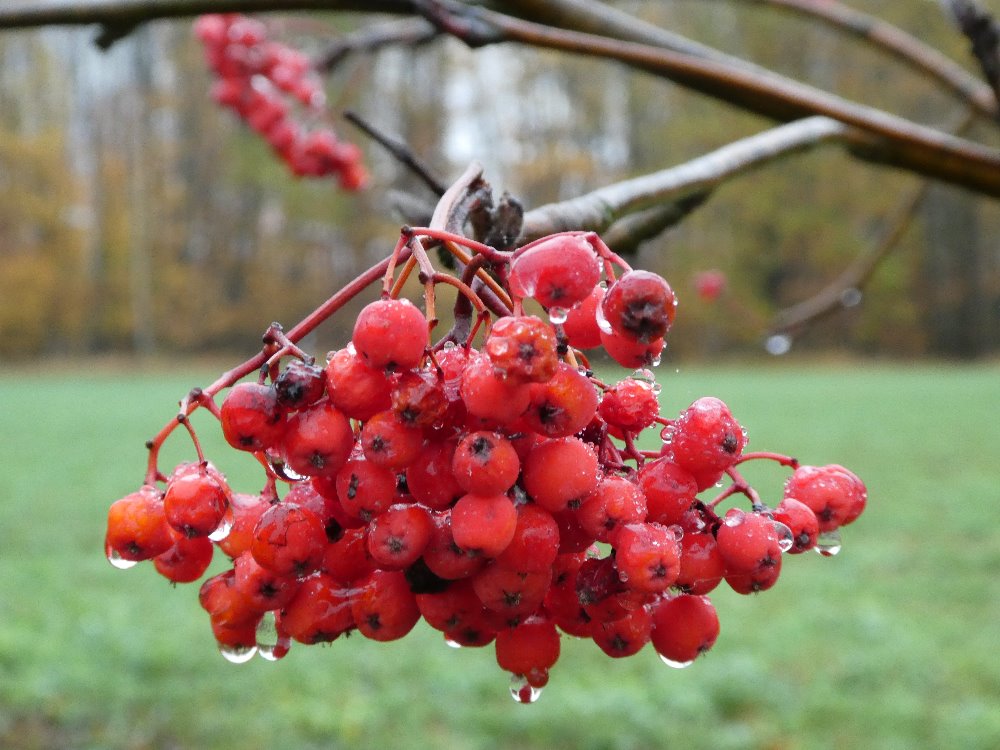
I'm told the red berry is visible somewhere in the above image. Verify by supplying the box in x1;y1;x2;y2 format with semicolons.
509;233;601;311
451;431;520;496
784;464;866;532
351;569;420;641
650;594;720;665
611;522;682;593
637;458;698;526
352;298;427;371
360;410;425;470
281;401;354;478
599;328;664;369
233;550;300;611
562;285;604;350
460;353;531;425
325;347;392;421
772;497;821;553
577;475;647;543
163;464;231;539
421;510;487;580
715;509;782;574
220;382;285;451
335;458;398;522
281;573;355;644
522;437;599;512
405;440;464;510
472;562;552;616
154;531;214;583
495;504;560;574
105;485;174;564
668;397;746;475
215;492;271;560
675;531;726;595
251;502;327;577
590;606;652;658
598;377;660;433
485;315;559;384
451;493;518;558
366;504;433;570
600;269;676;344
495;616;561;676
274;359;326;410
522;362;599;438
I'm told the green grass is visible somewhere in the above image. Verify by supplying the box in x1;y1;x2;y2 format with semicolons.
1;360;999;750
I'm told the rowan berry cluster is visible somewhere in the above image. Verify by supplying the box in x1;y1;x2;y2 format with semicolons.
105;227;866;703
195;13;367;190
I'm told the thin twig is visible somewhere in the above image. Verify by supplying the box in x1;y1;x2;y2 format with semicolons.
941;0;1000;107
314;17;439;72
344;110;448;196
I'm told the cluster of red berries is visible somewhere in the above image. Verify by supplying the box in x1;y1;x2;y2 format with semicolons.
194;13;367;190
105;229;866;703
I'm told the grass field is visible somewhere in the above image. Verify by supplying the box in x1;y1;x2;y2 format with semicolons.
1;359;998;750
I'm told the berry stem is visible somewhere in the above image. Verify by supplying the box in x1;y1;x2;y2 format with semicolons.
735;451;800;469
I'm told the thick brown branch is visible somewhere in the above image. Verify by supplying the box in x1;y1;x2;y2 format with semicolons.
726;0;998;119
431;2;1000;198
521;116;850;241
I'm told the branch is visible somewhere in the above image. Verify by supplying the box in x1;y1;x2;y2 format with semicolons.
344;110;448;196
941;0;1000;107
314;18;439;73
726;0;998;120
520;116;850;241
422;0;1000;198
768;109;979;335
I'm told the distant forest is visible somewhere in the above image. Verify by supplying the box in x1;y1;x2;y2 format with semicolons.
1;1;999;360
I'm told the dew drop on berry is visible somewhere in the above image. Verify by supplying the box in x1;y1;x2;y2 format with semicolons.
765;334;792;356
208;509;234;542
106;548;139;570
650;352;663;367
508;674;543;703
444;637;463;649
815;528;842;556
219;643;257;664
548;307;569;325
658;653;694;669
595;303;613;334
772;520;794;553
256;611;290;662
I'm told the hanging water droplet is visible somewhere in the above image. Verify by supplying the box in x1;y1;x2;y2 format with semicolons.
772;520;794;553
219;643;257;664
548;306;569;325
256;611;290;661
658;653;694;669
595;303;612;334
765;334;792;356
840;287;862;308
650;353;663;367
208;510;234;542
669;525;684;542
815;528;842;556
508;673;543;703
106;548;138;570
444;637;463;649
442;340;456;350
723;511;744;528
632;368;655;384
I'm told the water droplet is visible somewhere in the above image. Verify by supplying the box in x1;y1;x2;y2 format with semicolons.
548;307;569;325
444;637;463;649
772;520;794;553
595;303;613;334
508;673;543;703
256;611;290;661
650;353;662;367
106;548;138;570
442;341;456;350
618;570;630;583
723;511;744;528
669;525;684;542
208;510;234;542
840;287;862;308
219;643;257;664
815;529;842;556
658;653;694;669
765;334;792;356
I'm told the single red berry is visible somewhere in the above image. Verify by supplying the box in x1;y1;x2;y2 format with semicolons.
274;359;326;410
105;485;174;564
154;531;214;583
163;464;231;539
599;377;660;434
360;410;425;470
650;594;720;665
281;573;355;644
324;346;392;421
459;353;532;425
715;509;782;574
485;315;559;384
232;550;301;611
452;431;520;496
522;437;599;513
576;475;647;543
772;497;821;553
392;368;449;427
590;606;652;658
321;526;375;585
250;502;328;577
495;616;561;676
281;401;354;478
509;233;601;311
668;397;746;476
351;569;420;641
472;561;552;616
335;458;398;522
495;504;560;574
366;503;434;570
600;269;677;344
725;555;783;594
784;464;866;531
451;493;518;558
611;522;682;593
220;382;285;452
215;492;271;560
637;458;699;526
599;328;664;369
675;531;726;595
405;440;464;510
352;298;428;371
694;269;726;302
521;362;599;438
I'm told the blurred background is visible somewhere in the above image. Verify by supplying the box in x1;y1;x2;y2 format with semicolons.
1;2;999;749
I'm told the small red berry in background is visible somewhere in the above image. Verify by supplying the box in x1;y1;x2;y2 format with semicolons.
694;269;727;302
107;211;868;702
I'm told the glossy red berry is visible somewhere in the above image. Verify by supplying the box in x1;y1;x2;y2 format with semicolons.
250;502;327;577
668;397;746;476
163;464;231;538
590;606;652;658
154;531;215;583
784;464;867;531
562;285;604;350
637;458;698;526
451;493;518;558
522;437;599;512
611;522;682;593
650;594;720;665
281;573;355;644
522;362;599;438
281;401;354;478
485;315;559;384
366;504;433;570
360;410;425;470
509;233;601;311
105;485;174;564
351;569;421;641
772;497;821;553
576;475;647;543
600;269;676;344
220;382;285;451
274;359;326;410
452;431;520;496
352;298;427;371
495;616;561;676
324;346;392;420
599;377;660;433
715;509;782;574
